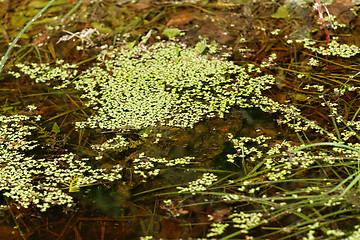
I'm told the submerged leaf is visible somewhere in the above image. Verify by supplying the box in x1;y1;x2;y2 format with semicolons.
162;28;181;38
51;122;60;134
271;5;289;19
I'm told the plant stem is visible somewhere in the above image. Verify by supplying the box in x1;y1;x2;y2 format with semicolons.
0;0;56;74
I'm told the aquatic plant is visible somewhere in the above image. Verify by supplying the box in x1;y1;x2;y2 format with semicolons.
0;41;269;212
198;47;360;239
177;172;218;193
7;29;360;239
296;38;360;58
0;114;122;211
0;0;56;73
11;41;284;151
133;152;194;178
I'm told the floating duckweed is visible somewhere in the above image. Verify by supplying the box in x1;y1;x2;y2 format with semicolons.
307;57;320;66
12;41;279;133
9;38;360;225
323;14;347;29
229;211;264;234
10;61;78;89
296;39;360;58
133;152;194;178
303;84;324;92
0;114;122;211
344;226;360;240
207;222;230;238
270;29;280;35
297;74;304;78
92;134;130;152
177;172;218;193
260;52;277;67
326;229;345;237
227;134;272;163
139;236;154;240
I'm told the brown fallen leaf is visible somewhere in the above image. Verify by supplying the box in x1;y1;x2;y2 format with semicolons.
157;219;187;239
166;13;195;27
126;0;154;10
327;0;355;26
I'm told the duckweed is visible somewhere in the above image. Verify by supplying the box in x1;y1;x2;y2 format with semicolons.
7;37;360;240
0;114;122;211
12;42;279;133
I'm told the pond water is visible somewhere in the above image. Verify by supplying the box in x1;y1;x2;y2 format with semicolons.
2;0;360;239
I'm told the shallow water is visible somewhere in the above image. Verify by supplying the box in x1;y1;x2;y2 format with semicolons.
2;0;360;239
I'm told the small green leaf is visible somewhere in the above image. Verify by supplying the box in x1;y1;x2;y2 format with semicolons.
271;5;289;19
141;30;153;44
2;106;13;112
51;122;60;134
162;28;181;38
196;39;207;54
127;40;137;50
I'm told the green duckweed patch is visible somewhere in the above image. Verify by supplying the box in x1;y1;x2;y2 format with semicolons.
12;42;279;131
0;114;122;211
4;41;285;211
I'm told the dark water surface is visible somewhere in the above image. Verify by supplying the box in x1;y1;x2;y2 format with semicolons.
1;0;360;239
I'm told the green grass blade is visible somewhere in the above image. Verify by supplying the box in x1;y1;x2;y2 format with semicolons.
0;0;56;74
291;142;360;153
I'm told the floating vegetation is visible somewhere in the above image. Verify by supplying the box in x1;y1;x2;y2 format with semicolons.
5;40;285;212
0;114;122;211
133;153;194;178
4;0;360;239
177;172;218;193
12;41;279;131
296;38;360;58
7;37;360;238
